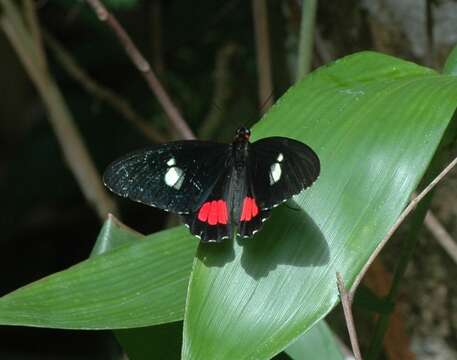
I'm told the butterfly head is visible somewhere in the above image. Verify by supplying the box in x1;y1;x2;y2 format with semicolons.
235;126;251;142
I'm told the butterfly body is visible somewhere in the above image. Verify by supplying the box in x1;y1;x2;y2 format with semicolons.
103;127;320;242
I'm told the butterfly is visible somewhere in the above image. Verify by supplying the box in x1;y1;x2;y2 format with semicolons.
103;127;320;242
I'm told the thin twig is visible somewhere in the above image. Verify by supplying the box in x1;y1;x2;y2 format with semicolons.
43;31;167;143
425;210;457;264
252;0;274;112
84;0;195;140
336;272;363;360
22;0;46;70
0;0;118;220
352;155;457;293
296;0;317;80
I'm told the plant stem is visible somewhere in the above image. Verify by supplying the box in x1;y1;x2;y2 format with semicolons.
337;272;363;360
84;0;195;140
22;0;46;70
296;0;317;80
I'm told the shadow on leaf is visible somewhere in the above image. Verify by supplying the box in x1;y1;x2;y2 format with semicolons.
239;205;329;279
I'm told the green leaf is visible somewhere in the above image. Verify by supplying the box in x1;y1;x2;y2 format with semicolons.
443;44;457;75
90;214;143;256
182;52;457;359
89;216;183;360
284;321;344;360
0;222;197;329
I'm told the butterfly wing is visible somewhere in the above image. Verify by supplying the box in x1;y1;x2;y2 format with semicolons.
182;163;271;242
182;172;233;242
103;141;230;214
249;137;320;210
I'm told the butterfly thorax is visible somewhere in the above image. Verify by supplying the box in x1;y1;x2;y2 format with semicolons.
232;139;249;171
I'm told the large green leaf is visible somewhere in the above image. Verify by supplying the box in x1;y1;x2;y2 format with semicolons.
87;218;183;360
0;222;197;329
182;52;457;359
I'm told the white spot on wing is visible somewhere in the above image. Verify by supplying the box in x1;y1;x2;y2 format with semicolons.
164;166;184;189
167;157;176;166
277;153;284;162
269;162;282;184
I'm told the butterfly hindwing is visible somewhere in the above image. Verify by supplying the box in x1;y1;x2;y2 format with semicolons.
249;137;320;210
182;173;232;242
103;141;230;214
237;197;271;238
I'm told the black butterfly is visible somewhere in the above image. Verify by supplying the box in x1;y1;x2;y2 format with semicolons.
103;127;320;242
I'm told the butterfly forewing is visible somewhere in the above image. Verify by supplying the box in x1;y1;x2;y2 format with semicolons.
103;141;230;214
249;137;320;210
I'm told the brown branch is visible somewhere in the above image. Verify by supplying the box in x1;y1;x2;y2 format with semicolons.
1;0;118;220
84;0;195;140
425;210;457;264
43;31;168;143
252;0;274;112
352;155;457;293
336;272;363;360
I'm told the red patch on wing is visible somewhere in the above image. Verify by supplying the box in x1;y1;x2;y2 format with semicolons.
197;202;211;222
197;200;228;225
240;197;259;221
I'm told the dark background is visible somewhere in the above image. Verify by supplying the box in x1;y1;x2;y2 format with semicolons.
0;0;456;359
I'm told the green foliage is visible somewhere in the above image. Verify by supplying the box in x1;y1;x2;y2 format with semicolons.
1;51;457;359
0;220;197;329
182;52;457;359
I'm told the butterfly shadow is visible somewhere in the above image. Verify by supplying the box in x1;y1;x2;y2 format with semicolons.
197;235;236;267
238;205;329;280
